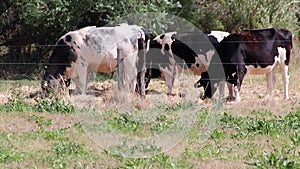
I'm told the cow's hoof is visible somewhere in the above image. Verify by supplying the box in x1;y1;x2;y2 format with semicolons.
29;91;40;98
179;93;185;98
226;96;236;102
167;93;176;96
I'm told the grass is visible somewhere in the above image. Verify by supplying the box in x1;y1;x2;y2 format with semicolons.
0;80;299;168
0;91;75;113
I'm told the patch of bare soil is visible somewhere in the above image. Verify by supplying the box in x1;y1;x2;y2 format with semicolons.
0;112;75;132
194;159;249;169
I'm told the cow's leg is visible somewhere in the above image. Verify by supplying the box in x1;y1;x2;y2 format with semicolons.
76;61;89;95
266;71;276;97
280;65;289;99
227;82;234;101
169;57;176;95
278;47;289;100
123;51;138;93
136;47;146;96
117;49;125;92
159;66;174;95
218;80;225;100
234;65;247;102
163;70;174;95
234;86;241;102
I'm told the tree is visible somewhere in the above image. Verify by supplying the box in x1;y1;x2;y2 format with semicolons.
0;0;299;79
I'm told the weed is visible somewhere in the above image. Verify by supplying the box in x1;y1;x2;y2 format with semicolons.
34;98;75;113
290;131;300;146
247;147;299;168
221;111;300;138
210;129;226;139
0;145;24;163
43;142;93;169
0;94;75;113
107;112;141;134
27;115;53;128
151;114;175;133
0;97;33;112
108;152;179;169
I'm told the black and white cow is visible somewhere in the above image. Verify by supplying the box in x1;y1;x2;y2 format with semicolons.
141;31;229;95
41;24;150;95
196;27;293;102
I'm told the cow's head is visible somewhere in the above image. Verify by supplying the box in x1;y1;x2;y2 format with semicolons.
153;32;177;44
41;35;77;93
194;71;218;99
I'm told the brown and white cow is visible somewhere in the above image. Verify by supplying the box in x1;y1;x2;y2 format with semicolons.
141;31;229;95
41;24;150;95
196;27;293;102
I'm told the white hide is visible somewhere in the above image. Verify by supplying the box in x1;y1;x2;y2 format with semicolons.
64;24;146;94
154;32;177;56
208;31;230;42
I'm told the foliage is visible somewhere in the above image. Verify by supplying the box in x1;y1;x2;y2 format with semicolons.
248;146;300;169
0;145;24;163
0;0;299;79
220;111;300;138
0;92;75;113
216;0;300;33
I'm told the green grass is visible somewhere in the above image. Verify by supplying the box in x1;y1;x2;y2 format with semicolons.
0;82;299;168
0;93;75;114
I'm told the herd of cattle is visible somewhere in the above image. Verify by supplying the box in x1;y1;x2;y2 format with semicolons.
41;24;293;102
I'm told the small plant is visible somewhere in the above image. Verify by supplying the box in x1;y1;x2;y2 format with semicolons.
210;129;226;139
106;142;162;158
107;112;141;134
247;148;299;169
220;112;300;138
34;98;75;113
27;115;53;128
0;145;24;163
44;142;93;169
290;131;300;146
0;97;33;112
151;114;175;133
0;92;75;113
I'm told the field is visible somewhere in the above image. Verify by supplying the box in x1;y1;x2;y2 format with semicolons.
0;54;300;169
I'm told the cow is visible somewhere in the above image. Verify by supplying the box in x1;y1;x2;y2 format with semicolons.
140;31;229;95
196;27;293;102
41;24;150;95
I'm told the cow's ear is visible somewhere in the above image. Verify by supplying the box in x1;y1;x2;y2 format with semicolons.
160;34;165;39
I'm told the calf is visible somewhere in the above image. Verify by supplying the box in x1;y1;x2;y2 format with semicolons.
196;27;293;101
41;24;150;95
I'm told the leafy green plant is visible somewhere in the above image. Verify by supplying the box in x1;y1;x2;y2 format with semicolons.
210;129;226;139
44;142;93;169
0;92;75;113
220;111;300;138
26;128;69;141
151;114;174;133
107;112;141;134
0;145;24;163
290;131;300;146
248;148;299;169
27;115;53;128
0;95;33;112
